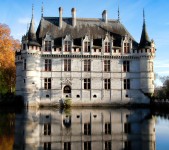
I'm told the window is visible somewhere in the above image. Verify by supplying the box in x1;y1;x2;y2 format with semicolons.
84;123;91;135
84;60;91;71
84;41;90;52
84;141;91;150
105;42;110;53
124;42;130;53
104;79;111;90
84;78;91;90
124;79;130;90
105;141;111;150
64;86;71;93
23;59;26;70
23;44;26;50
104;60;110;72
44;142;51;150
123;61;130;72
44;78;51;89
105;123;111;134
44;123;51;135
45;59;52;71
64;59;71;71
64;41;71;52
124;123;131;133
45;41;51;51
64;142;71;150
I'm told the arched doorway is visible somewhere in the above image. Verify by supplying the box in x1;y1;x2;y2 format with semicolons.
63;85;71;98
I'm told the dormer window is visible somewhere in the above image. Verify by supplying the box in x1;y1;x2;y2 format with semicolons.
105;42;110;53
124;42;130;53
64;41;71;52
84;41;90;52
45;41;51;51
23;44;26;50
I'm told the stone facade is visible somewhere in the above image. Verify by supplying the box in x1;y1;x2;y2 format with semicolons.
15;7;156;106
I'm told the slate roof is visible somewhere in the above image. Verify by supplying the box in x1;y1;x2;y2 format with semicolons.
139;20;151;49
36;17;138;48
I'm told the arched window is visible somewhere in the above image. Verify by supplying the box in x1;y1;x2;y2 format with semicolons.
63;86;71;93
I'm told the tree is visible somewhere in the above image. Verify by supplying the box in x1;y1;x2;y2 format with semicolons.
0;24;20;94
155;76;169;99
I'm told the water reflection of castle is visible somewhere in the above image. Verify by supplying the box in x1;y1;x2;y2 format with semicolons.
14;108;155;150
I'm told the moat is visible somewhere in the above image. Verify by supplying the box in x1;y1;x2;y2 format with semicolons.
0;107;169;150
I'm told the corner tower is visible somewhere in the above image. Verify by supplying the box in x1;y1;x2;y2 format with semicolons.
139;10;155;97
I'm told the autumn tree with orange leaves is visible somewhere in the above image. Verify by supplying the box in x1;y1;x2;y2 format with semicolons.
0;24;20;94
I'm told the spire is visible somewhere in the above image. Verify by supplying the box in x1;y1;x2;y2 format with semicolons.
28;4;37;41
41;2;44;17
118;6;120;22
139;9;151;49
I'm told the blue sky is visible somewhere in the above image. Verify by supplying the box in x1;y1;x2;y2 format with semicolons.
1;0;169;86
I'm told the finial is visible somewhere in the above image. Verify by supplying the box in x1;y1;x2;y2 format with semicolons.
41;2;44;17
32;4;34;18
118;5;120;21
143;9;145;23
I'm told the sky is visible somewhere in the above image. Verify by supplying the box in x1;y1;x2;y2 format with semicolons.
0;0;169;86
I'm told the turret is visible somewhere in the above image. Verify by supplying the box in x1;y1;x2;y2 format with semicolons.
139;10;155;97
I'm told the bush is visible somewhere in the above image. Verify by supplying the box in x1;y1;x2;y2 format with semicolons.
64;98;72;108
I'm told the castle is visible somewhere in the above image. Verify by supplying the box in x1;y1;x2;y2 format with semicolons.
15;6;155;107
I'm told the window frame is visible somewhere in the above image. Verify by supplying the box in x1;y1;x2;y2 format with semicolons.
45;41;52;52
124;42;130;53
44;78;51;90
45;59;52;71
105;42;110;53
104;79;111;90
84;60;91;72
105;122;111;134
123;61;130;72
104;60;110;72
64;59;71;71
64;40;71;52
44;123;51;135
84;78;91;90
84;41;90;52
124;79;130;90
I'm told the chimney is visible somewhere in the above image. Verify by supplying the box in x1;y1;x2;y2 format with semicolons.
102;10;108;23
59;7;63;28
71;8;76;27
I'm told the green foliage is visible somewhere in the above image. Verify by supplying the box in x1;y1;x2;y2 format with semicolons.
64;98;72;108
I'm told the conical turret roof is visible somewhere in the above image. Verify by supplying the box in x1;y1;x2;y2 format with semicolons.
27;5;40;46
139;10;151;49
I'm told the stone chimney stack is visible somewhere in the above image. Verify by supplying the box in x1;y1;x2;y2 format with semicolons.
59;7;63;28
102;10;108;23
71;8;76;27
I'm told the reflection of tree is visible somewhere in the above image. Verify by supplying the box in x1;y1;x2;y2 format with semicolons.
0;113;15;149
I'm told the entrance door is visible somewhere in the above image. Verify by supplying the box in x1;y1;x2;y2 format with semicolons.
63;85;71;98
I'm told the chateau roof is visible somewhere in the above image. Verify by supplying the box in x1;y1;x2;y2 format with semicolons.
36;17;137;45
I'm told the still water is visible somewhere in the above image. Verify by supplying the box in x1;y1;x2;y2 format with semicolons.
0;108;169;150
